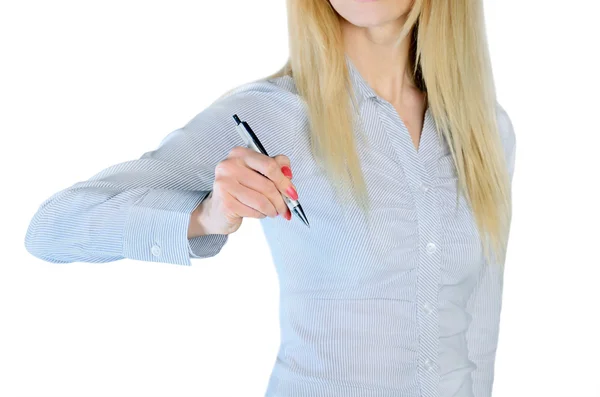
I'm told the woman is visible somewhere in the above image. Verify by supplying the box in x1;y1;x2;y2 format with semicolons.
25;0;516;396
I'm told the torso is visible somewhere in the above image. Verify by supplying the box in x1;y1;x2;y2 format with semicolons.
215;68;514;397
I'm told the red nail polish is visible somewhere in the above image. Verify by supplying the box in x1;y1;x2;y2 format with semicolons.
285;208;292;221
281;166;293;178
286;186;298;201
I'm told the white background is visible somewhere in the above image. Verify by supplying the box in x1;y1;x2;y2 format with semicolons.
1;1;599;396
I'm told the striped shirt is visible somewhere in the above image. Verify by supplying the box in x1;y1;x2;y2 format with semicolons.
25;58;516;397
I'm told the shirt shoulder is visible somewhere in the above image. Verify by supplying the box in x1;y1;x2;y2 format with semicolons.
146;75;307;175
193;75;307;157
218;74;305;125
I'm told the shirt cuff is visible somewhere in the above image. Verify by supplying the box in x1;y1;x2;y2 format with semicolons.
123;189;226;265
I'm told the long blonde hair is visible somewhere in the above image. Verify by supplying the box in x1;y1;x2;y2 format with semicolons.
271;0;512;264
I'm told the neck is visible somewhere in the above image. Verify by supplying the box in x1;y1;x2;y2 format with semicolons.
341;17;417;104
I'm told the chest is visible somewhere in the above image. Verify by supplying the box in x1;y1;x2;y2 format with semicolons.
262;101;483;295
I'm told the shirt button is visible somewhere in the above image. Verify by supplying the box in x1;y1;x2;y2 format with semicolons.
423;358;435;371
423;303;434;314
419;183;429;193
426;243;437;254
151;245;161;257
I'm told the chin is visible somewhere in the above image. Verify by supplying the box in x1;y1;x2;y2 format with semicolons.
346;13;400;28
330;0;412;28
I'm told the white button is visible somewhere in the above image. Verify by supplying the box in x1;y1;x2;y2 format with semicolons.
151;245;161;257
423;303;434;314
423;359;435;371
426;243;437;253
419;183;429;193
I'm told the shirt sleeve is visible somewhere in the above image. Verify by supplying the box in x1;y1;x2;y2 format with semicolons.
465;104;516;396
24;80;301;266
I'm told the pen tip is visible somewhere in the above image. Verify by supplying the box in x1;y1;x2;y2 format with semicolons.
232;114;241;125
293;206;310;228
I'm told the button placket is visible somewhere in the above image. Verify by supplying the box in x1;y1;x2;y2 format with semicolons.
376;100;442;395
411;111;442;395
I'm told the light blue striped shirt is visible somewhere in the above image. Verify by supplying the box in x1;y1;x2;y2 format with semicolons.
25;58;516;397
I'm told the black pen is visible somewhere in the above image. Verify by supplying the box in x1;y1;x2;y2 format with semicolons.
232;114;310;228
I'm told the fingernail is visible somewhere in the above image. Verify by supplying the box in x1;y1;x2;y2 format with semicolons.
281;166;293;178
286;185;298;201
285;208;292;221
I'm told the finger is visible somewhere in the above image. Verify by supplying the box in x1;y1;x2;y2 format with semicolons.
239;151;299;202
236;165;289;217
224;191;268;219
226;145;251;159
227;180;279;218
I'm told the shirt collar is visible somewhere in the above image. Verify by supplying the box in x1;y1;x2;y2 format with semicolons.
345;55;379;104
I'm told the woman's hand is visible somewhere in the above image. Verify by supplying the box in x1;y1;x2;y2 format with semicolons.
188;146;297;237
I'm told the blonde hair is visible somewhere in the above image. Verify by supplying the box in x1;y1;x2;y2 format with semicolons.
271;0;512;264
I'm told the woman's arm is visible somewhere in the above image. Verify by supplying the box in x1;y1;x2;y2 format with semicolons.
24;81;300;266
466;105;517;396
